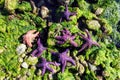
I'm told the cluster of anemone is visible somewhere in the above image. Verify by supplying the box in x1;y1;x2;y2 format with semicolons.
22;5;100;76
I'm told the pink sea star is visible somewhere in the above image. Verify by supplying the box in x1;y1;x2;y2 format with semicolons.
23;30;39;47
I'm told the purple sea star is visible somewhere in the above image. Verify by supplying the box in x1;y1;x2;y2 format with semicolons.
31;38;46;57
51;49;75;72
37;58;59;76
55;28;78;47
78;29;100;52
60;5;76;22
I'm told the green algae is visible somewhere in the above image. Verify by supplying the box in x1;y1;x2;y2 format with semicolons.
0;0;120;80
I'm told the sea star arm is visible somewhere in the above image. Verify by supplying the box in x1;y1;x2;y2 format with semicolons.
70;12;76;16
85;29;91;39
78;32;87;40
42;67;46;76
48;62;55;65
66;57;75;65
55;36;65;40
78;43;88;52
61;61;66;73
70;40;78;47
34;51;42;57
60;17;63;22
66;16;71;21
92;41;100;47
37;63;43;67
57;41;65;44
31;49;38;56
62;49;69;54
46;66;54;73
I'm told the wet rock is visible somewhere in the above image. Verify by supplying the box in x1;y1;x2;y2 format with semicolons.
87;20;101;31
95;8;103;15
16;44;27;55
21;62;28;69
88;63;97;71
41;6;49;18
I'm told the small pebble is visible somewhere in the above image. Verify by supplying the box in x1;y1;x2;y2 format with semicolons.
26;71;31;77
30;65;36;70
57;0;70;5
87;20;101;31
21;62;28;69
21;53;26;58
79;63;85;75
81;61;88;67
95;8;103;15
88;63;97;71
18;57;23;62
49;74;53;80
97;76;103;80
102;71;110;77
37;69;42;76
41;6;49;18
16;44;27;55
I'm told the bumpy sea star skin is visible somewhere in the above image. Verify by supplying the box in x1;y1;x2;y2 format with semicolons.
55;28;78;47
37;58;59;76
60;5;76;22
51;49;75;72
78;29;100;52
23;30;39;47
31;38;46;57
